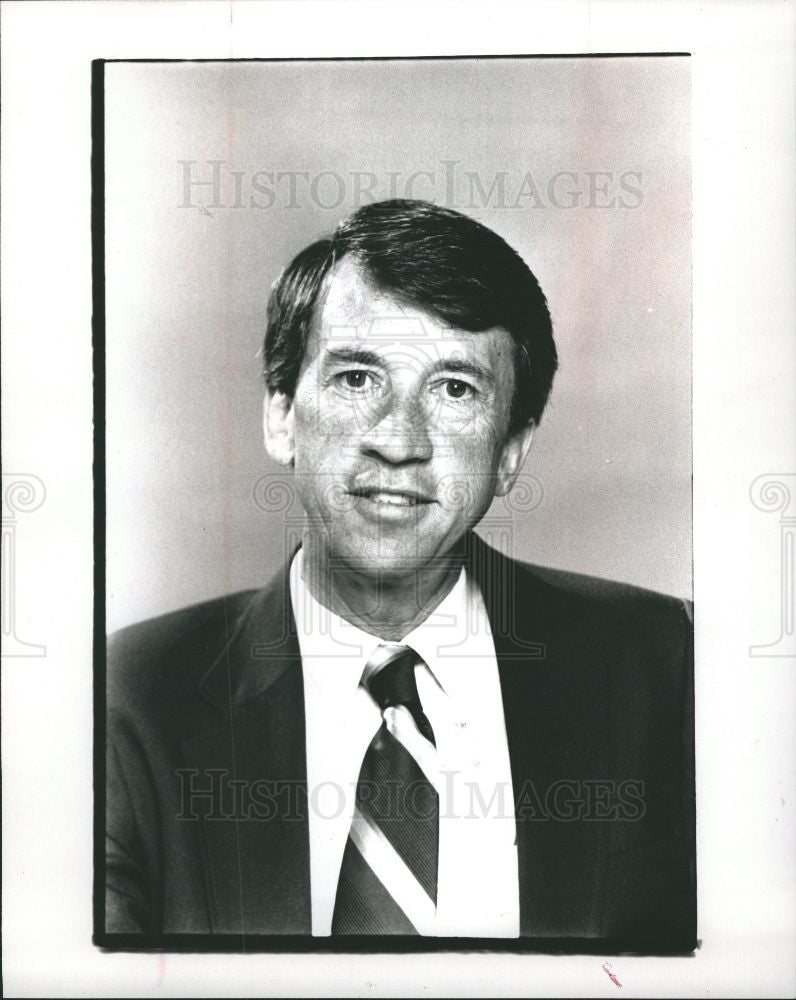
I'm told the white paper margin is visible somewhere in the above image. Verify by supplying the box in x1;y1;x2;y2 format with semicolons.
2;1;794;997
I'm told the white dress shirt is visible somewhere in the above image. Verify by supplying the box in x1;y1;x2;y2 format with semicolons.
290;548;519;937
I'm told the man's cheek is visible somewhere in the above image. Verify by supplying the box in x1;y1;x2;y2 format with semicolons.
452;430;496;471
295;399;349;446
312;401;362;443
440;437;501;510
328;414;360;444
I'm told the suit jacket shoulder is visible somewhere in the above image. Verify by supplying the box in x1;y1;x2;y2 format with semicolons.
515;558;691;616
107;589;258;711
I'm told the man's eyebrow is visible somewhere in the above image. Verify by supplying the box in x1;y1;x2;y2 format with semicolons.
322;347;385;369
426;358;496;383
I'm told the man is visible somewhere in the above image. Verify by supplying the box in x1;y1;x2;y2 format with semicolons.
104;199;695;948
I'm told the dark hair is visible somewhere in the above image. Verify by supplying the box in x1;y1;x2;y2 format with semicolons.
263;199;557;429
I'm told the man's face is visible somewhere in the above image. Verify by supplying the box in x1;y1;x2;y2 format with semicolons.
265;257;533;580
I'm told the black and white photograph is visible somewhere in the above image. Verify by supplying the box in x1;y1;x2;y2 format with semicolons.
2;2;794;997
100;56;694;949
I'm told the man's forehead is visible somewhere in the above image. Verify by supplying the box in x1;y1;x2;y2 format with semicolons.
318;256;440;336
314;256;512;361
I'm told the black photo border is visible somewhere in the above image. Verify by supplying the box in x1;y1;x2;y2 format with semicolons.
91;54;695;956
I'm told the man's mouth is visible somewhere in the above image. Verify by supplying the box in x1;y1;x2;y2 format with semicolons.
350;487;434;507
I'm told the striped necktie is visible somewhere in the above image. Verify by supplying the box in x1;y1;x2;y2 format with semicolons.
332;643;438;935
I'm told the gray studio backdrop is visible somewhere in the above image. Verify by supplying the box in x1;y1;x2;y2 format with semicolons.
105;57;691;634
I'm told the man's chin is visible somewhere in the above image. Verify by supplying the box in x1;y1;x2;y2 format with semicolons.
333;551;429;581
326;533;464;582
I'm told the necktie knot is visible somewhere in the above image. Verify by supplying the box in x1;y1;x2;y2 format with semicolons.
363;644;420;712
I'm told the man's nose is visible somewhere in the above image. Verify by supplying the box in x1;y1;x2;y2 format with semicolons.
359;392;433;464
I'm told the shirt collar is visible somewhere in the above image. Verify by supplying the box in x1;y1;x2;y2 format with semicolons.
289;547;489;697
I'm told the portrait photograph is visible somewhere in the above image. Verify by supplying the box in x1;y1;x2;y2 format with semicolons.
98;54;694;952
2;2;794;997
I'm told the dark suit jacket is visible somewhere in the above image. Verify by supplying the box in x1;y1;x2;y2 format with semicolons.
103;532;696;950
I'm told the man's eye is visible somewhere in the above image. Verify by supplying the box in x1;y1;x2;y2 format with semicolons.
443;379;473;400
338;370;372;390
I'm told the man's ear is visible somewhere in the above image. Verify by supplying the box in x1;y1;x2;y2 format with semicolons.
494;422;535;497
263;390;295;466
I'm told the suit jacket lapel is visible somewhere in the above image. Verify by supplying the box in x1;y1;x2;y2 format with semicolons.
181;556;311;936
468;531;610;939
